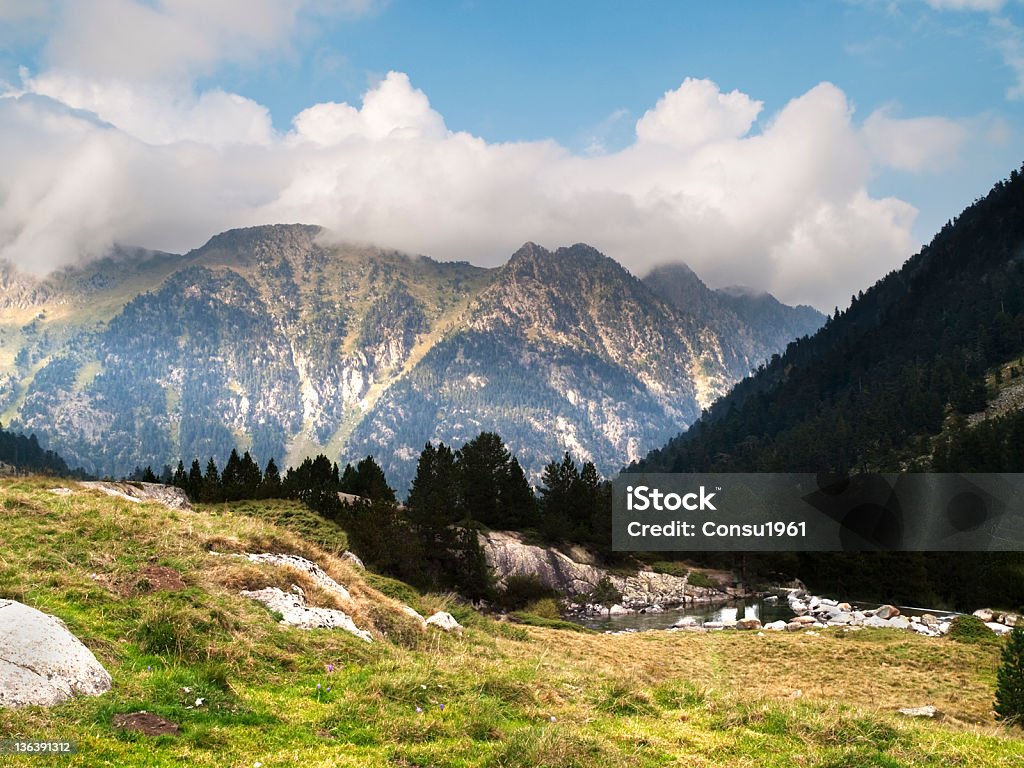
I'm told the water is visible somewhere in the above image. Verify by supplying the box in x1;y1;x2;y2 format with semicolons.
573;598;960;633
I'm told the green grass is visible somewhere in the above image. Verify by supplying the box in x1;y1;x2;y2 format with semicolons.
0;477;1022;766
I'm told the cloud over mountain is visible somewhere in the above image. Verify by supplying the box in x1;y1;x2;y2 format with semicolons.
0;2;996;308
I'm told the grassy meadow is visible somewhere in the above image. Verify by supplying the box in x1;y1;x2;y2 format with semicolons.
0;476;1022;767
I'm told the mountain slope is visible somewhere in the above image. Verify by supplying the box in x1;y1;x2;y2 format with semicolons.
0;228;821;489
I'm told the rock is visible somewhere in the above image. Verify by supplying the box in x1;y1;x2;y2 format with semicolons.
898;705;937;718
921;614;938;627
764;620;788;631
0;600;112;708
722;619;738;629
808;597;821;610
837;602;852;612
240;587;372;641
764;595;779;603
973;608;994;623
341;551;365;570
790;615;817;625
828;613;852;625
874;605;900;620
425;611;463;633
863;616;889;628
608;604;628;616
820;598;837;607
79;481;192;511
789;600;808;614
401;605;427;626
48;487;73;496
735;618;762;630
673;616;699;628
243;553;351;602
785;621;806;632
703;621;725;630
887;617;911;630
1003;614;1019;627
986;621;1012;636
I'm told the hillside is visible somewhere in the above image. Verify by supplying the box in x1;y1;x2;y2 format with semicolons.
635;164;1024;476
0;228;822;491
1;477;1022;766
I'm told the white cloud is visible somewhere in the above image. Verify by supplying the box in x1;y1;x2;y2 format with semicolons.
993;16;1024;100
635;77;763;148
0;71;984;309
862;108;968;170
925;0;1006;10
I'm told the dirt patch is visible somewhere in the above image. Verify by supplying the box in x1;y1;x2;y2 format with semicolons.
137;565;186;592
112;712;180;737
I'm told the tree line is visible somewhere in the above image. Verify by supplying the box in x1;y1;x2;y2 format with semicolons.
134;431;617;598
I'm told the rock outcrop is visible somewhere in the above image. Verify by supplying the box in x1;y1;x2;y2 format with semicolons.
0;600;112;708
425;611;463;633
479;530;734;610
79;481;193;511
240;587;372;642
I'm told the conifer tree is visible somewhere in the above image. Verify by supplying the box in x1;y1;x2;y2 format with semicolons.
996;625;1024;725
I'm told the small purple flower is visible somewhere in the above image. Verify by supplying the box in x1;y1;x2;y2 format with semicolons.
439;704;445;711
146;666;152;672
326;687;331;692
316;683;321;690
327;663;334;674
415;706;423;713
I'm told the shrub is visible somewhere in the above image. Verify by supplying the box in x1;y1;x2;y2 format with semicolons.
948;615;999;645
995;625;1024;725
495;574;560;611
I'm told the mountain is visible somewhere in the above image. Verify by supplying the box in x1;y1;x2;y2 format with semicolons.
0;226;822;491
642;264;824;362
630;164;1024;610
634;164;1024;476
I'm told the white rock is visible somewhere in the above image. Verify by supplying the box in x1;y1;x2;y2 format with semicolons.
244;553;351;602
240;587;372;642
703;621;725;630
986;621;1012;636
425;611;464;633
898;705;937;718
0;600;112;708
673;616;699;628
401;605;427;626
973;608;994;623
341;551;365;570
887;617;911;630
764;620;788;631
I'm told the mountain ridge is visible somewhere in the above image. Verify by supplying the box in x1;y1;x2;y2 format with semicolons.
0;226;823;490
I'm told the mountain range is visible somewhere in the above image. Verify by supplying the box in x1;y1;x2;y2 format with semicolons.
0;226;822;491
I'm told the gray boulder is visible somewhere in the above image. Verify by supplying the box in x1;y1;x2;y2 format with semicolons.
425;611;464;633
0;600;112;708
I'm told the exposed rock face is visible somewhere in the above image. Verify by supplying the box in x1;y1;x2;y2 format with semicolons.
480;531;606;597
78;481;192;511
240;587;371;641
0;600;112;708
243;553;351;602
479;530;729;610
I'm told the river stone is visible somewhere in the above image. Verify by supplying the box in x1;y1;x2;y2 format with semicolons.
703;621;725;630
790;615;817;625
764;620;788;631
973;608;994;622
673;616;699;628
785;621;806;632
1003;614;1019;627
874;604;900;620
0;600;112;708
986;621;1012;636
426;611;464;633
863;616;889;628
921;614;938;627
735;618;762;630
827;613;852;625
887;617;911;630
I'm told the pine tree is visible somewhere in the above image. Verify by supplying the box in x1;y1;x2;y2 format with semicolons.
996;625;1024;725
188;459;203;500
172;460;187;489
201;457;222;502
260;457;282;498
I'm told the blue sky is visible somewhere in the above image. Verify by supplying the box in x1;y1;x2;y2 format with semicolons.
0;0;1022;308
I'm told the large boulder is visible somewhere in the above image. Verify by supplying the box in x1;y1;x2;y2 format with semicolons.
0;600;112;708
425;611;464;633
